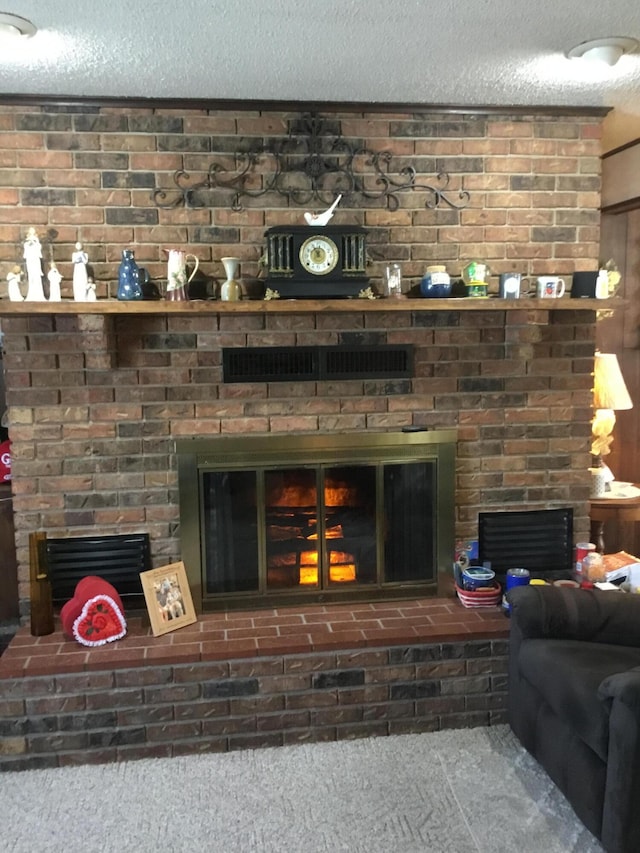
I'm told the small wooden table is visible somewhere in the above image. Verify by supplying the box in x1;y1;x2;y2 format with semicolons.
589;490;640;553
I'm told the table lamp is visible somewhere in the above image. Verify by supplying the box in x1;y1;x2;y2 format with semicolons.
591;352;633;485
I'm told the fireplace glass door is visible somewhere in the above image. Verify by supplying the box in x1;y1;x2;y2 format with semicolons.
177;430;455;610
201;461;436;600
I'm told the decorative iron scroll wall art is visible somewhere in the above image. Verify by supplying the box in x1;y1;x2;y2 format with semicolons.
152;113;471;212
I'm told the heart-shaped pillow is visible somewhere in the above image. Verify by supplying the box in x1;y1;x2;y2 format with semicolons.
60;576;127;647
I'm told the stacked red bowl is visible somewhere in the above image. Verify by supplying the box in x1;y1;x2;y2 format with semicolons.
455;581;502;608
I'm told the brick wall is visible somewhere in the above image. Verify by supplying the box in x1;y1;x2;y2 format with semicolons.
0;636;508;771
0;306;596;612
0;105;603;289
0;104;602;615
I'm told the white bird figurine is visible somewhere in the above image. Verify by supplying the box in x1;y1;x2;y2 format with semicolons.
304;194;342;227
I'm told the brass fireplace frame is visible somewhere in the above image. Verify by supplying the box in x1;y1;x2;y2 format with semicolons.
176;430;456;611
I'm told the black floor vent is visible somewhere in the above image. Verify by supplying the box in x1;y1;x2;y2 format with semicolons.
47;533;151;607
223;345;414;383
478;508;574;584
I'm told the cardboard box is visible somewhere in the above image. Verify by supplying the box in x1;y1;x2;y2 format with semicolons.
602;551;640;584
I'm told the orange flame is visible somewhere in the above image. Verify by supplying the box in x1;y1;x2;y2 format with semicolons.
299;551;356;585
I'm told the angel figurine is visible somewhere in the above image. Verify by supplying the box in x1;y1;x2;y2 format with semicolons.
6;266;24;301
47;263;62;302
72;241;89;301
23;227;46;301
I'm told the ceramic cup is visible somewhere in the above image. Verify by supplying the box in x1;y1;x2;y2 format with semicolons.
498;273;522;299
421;267;451;298
535;276;566;299
589;466;607;498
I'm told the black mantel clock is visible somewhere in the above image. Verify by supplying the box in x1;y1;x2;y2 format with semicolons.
263;225;369;298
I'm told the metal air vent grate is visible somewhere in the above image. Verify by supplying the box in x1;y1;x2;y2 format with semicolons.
324;346;411;379
478;508;574;583
223;345;413;383
223;347;316;382
47;533;151;607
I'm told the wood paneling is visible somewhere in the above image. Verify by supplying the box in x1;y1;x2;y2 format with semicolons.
602;141;640;211
599;208;640;554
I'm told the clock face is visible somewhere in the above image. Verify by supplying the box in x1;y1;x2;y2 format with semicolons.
299;235;339;276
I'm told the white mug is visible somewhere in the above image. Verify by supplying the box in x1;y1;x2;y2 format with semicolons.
536;276;566;299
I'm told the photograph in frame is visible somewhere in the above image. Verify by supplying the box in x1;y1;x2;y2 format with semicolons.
140;561;197;637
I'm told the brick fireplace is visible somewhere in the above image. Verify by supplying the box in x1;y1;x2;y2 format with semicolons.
0;102;604;615
0;101;603;768
0;302;595;616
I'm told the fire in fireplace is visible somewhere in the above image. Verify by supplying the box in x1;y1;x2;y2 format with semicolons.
263;467;370;588
176;430;456;610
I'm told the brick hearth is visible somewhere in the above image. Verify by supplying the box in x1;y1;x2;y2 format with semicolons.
0;596;508;770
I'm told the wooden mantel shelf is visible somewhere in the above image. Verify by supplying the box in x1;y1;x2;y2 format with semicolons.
0;297;612;316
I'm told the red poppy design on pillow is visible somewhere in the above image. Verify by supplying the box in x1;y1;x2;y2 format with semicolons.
72;594;127;647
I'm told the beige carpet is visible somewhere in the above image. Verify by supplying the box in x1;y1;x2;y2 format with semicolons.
3;725;603;853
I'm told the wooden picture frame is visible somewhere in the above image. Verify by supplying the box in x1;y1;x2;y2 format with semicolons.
140;561;197;637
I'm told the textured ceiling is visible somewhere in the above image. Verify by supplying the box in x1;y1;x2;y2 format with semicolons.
1;1;640;144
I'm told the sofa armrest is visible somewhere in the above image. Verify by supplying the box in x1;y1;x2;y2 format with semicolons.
508;584;640;647
597;669;640;852
598;668;640;708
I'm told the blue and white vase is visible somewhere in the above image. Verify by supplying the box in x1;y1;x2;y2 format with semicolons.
117;249;143;300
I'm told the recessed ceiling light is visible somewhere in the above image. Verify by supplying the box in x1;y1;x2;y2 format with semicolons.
0;12;37;39
567;37;639;67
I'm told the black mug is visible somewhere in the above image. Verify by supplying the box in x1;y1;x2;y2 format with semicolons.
571;271;598;299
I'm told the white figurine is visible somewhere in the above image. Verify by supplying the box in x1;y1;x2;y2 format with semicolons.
86;278;97;301
23;227;46;301
304;193;342;227
72;241;89;301
6;266;24;301
47;263;62;301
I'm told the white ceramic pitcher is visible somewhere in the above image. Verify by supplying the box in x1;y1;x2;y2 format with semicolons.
164;249;199;302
